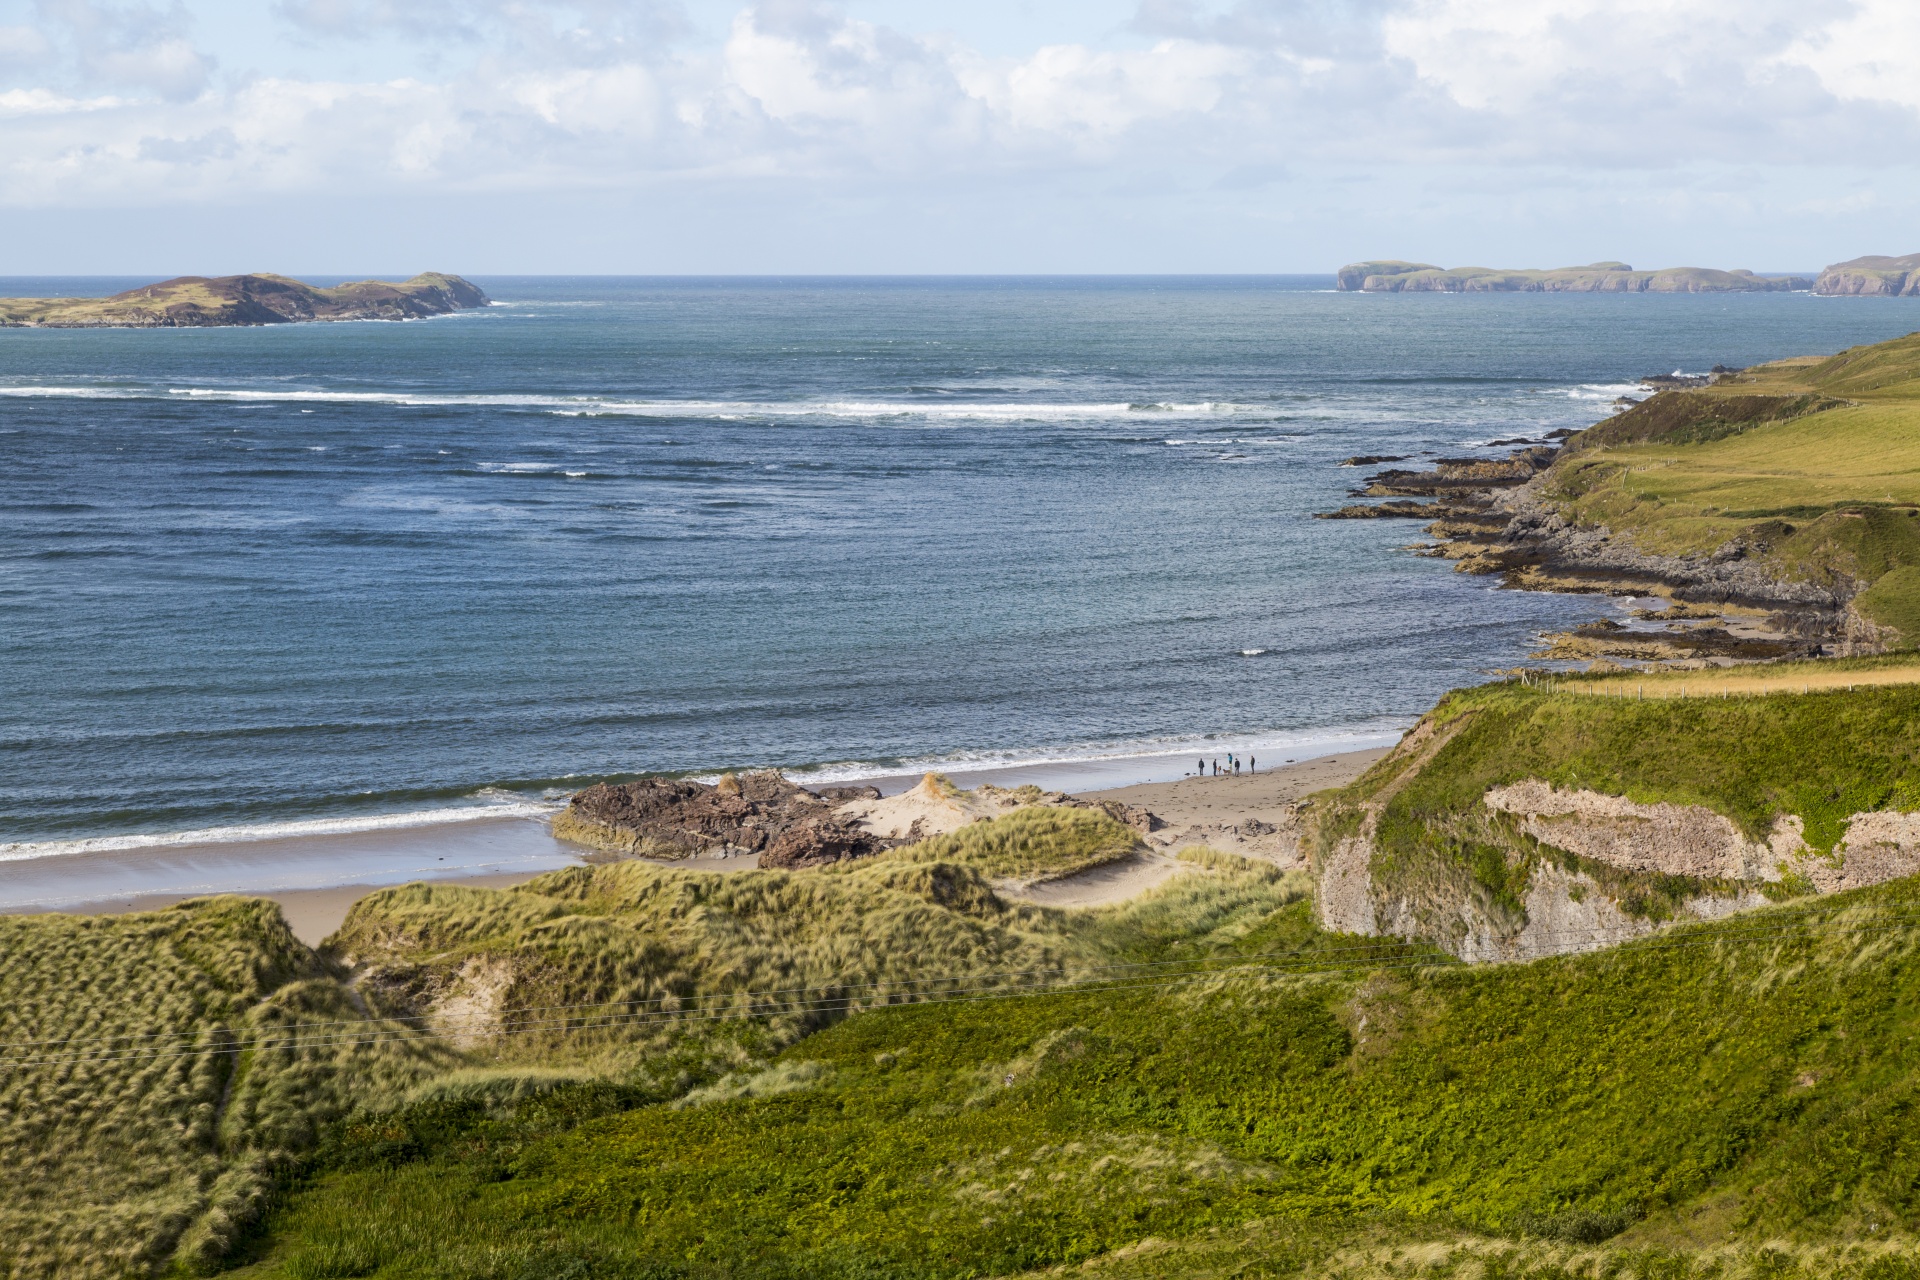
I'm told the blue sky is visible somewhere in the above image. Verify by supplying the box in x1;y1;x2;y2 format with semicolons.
2;0;1917;274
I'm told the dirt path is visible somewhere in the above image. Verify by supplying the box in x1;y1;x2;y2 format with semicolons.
1551;661;1920;701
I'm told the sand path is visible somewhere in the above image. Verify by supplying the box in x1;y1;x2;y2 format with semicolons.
998;748;1390;909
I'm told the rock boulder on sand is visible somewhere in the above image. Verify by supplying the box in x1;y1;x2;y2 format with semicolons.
555;769;1164;871
554;771;860;861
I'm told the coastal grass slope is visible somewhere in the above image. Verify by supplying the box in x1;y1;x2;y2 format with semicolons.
0;898;457;1280
1443;330;1920;644
27;753;1920;1278
239;867;1920;1279
1307;661;1920;967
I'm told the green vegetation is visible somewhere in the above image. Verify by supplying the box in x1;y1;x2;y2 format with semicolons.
241;869;1920;1279
0;898;453;1280
1536;331;1920;629
880;805;1141;882
1314;662;1920;939
23;766;1920;1278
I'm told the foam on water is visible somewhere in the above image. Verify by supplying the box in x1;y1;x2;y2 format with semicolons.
0;798;563;863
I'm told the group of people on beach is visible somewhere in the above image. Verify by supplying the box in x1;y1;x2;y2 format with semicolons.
1198;753;1252;777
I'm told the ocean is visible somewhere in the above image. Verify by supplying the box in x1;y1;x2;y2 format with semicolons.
6;276;1919;861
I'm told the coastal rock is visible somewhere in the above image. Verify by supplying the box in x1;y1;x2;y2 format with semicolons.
554;770;847;860
760;818;891;869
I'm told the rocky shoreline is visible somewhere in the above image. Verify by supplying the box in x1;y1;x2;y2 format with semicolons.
1316;384;1876;667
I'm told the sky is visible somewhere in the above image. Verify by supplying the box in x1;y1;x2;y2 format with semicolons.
1;0;1918;274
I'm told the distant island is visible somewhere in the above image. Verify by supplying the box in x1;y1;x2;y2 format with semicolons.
0;271;489;328
1340;251;1920;295
1336;260;1813;292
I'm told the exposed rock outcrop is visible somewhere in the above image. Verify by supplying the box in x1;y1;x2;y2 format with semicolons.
555;771;886;866
1321;775;1920;963
554;770;1165;872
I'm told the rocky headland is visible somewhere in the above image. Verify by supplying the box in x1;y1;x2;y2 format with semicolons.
1316;330;1920;666
1812;251;1920;296
1340;251;1920;297
0;271;489;327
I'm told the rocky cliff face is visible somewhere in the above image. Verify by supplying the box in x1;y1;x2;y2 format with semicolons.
1316;774;1920;963
1813;253;1920;296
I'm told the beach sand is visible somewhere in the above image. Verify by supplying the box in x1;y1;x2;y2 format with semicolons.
15;745;1395;943
1078;747;1389;831
73;872;547;947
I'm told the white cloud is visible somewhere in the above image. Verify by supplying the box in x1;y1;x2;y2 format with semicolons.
1784;0;1920;112
0;0;1914;212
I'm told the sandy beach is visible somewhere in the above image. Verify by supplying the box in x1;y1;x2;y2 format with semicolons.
12;744;1395;945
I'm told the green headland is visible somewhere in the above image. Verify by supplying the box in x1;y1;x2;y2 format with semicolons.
0;272;489;327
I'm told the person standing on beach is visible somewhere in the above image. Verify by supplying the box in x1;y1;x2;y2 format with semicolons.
1198;758;1205;777
1249;756;1255;774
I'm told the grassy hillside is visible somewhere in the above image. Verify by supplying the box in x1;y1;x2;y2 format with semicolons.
26;788;1920;1278
1538;331;1920;633
237;866;1920;1279
1314;657;1920;927
0;898;456;1280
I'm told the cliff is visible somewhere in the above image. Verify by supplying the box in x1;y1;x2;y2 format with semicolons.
0;271;489;328
1336;260;1812;292
1310;668;1920;960
1813;251;1920;296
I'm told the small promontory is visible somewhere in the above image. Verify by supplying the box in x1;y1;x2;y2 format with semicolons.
0;271;489;328
1336;260;1812;293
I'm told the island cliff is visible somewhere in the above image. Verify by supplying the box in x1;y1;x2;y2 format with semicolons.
1813;252;1920;296
0;272;489;327
1336;260;1811;292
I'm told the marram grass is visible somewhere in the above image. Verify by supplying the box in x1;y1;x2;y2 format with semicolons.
239;873;1920;1278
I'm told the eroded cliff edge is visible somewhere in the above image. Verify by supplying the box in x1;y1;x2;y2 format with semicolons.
1307;673;1920;961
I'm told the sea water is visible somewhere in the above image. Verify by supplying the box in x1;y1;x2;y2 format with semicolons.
5;276;1919;854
